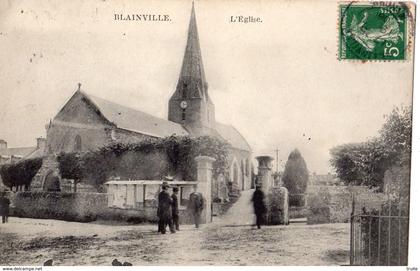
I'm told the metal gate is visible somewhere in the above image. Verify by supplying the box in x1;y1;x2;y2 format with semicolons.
350;196;409;266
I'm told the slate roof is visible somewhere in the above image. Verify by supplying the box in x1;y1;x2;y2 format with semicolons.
215;122;251;152
25;147;45;159
78;91;251;151
83;91;189;138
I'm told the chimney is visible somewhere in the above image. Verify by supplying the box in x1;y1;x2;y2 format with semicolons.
0;139;7;150
36;137;46;150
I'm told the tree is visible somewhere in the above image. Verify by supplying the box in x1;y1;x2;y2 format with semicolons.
330;106;412;190
57;152;85;192
0;158;43;190
282;149;309;194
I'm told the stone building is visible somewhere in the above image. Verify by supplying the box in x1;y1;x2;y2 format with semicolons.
32;4;252;192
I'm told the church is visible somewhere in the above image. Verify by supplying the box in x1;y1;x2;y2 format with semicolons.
33;4;252;192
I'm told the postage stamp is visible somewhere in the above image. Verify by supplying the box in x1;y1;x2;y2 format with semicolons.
339;2;409;61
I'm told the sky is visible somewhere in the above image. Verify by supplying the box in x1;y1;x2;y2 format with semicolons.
0;0;414;174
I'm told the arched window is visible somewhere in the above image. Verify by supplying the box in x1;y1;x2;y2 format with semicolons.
233;163;239;184
246;158;250;176
74;135;82;151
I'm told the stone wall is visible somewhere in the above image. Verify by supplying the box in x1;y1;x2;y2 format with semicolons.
11;192;109;222
307;185;386;224
8;191;196;224
31;155;61;190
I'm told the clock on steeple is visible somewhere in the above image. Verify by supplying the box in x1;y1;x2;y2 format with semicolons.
180;100;188;109
167;2;215;132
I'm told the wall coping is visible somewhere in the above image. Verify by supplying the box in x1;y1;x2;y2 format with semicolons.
194;155;216;163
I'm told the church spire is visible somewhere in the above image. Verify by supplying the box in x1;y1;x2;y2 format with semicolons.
168;2;215;131
178;1;207;98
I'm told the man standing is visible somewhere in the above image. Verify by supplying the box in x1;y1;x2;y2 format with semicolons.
189;186;204;228
157;182;175;234
251;184;267;229
0;192;10;224
171;187;180;231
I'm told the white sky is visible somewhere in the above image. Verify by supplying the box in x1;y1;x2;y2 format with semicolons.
0;0;414;174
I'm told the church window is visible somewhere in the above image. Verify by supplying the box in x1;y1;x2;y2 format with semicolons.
182;108;186;120
74;135;82;151
246;158;250;176
233;162;239;184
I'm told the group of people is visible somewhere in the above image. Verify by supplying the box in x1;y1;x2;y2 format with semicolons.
157;182;204;234
0;192;11;224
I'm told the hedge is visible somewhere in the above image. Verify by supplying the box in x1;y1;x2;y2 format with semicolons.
57;135;230;188
0;158;43;189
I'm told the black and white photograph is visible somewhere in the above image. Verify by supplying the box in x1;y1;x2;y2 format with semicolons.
0;0;417;267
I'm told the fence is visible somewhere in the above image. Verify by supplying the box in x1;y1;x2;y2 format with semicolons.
350;195;409;266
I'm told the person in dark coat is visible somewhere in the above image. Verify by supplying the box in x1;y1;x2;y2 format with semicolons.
251;185;267;229
157;182;175;234
189;186;204;228
171;187;180;231
0;192;11;224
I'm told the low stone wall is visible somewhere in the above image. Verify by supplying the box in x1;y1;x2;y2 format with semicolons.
11;191;109;222
307;185;386;224
8;191;198;224
267;187;288;225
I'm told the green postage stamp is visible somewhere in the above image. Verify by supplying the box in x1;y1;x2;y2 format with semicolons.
339;2;410;61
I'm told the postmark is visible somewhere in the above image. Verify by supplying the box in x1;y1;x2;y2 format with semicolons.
339;2;411;61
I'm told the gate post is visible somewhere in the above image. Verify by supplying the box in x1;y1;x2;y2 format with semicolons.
195;155;216;223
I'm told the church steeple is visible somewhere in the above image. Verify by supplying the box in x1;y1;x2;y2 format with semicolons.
178;1;208;99
168;2;215;133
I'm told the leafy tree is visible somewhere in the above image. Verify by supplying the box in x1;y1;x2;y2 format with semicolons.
57;152;85;192
282;149;309;194
0;158;43;190
330;106;412;190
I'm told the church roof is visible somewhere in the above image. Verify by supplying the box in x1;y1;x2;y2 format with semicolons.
82;91;189;138
76;91;250;151
215;122;251;152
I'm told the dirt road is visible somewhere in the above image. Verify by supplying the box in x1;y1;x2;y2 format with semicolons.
0;216;349;266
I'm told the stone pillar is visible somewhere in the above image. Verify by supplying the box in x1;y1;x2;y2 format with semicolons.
195;155;215;224
256;156;274;195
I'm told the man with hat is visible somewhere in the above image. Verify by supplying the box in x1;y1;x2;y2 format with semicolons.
171;187;180;231
188;186;204;228
157;181;175;234
251;184;267;229
0;191;11;224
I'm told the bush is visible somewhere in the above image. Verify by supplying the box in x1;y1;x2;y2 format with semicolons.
0;158;43;190
288;194;306;207
282;149;309;194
